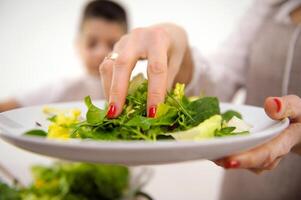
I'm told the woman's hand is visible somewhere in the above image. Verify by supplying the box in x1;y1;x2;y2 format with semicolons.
99;23;193;118
215;95;301;174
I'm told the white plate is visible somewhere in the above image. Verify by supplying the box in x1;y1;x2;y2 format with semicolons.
0;101;289;165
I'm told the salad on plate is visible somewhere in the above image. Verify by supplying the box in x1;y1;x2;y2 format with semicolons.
24;74;252;141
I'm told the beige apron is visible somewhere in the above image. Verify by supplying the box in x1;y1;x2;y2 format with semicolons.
220;4;301;200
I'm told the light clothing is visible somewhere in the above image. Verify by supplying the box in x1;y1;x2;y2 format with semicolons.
188;0;301;199
15;74;104;106
187;0;301;103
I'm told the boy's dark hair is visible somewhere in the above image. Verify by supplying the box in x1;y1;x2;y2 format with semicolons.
81;0;128;31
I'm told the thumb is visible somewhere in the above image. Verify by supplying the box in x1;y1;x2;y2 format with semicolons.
264;95;301;121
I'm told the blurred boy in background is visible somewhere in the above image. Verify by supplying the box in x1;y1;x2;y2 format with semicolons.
0;0;128;112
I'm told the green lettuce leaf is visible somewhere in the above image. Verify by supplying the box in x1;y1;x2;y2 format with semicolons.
84;96;106;125
168;115;222;140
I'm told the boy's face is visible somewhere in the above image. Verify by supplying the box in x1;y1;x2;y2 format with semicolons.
77;18;126;76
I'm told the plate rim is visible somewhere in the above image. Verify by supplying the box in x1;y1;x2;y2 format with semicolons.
0;101;290;150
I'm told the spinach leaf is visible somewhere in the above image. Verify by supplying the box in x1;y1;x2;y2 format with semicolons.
214;127;236;137
24;129;47;137
186;97;220;126
215;127;249;137
222;110;242;122
125;116;152;130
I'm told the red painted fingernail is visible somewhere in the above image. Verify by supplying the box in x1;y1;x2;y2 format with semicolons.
273;98;282;113
148;106;156;118
224;160;240;169
107;103;117;118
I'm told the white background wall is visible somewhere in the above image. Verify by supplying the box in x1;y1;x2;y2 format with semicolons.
0;0;252;199
0;0;252;99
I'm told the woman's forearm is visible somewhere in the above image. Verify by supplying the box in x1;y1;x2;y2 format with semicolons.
0;99;20;112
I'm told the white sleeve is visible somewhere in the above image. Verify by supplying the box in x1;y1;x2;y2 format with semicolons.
15;74;104;106
14;77;78;107
185;48;217;97
15;81;64;107
186;0;271;102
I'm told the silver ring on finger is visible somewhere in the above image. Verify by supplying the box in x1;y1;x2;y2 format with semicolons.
105;52;119;61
